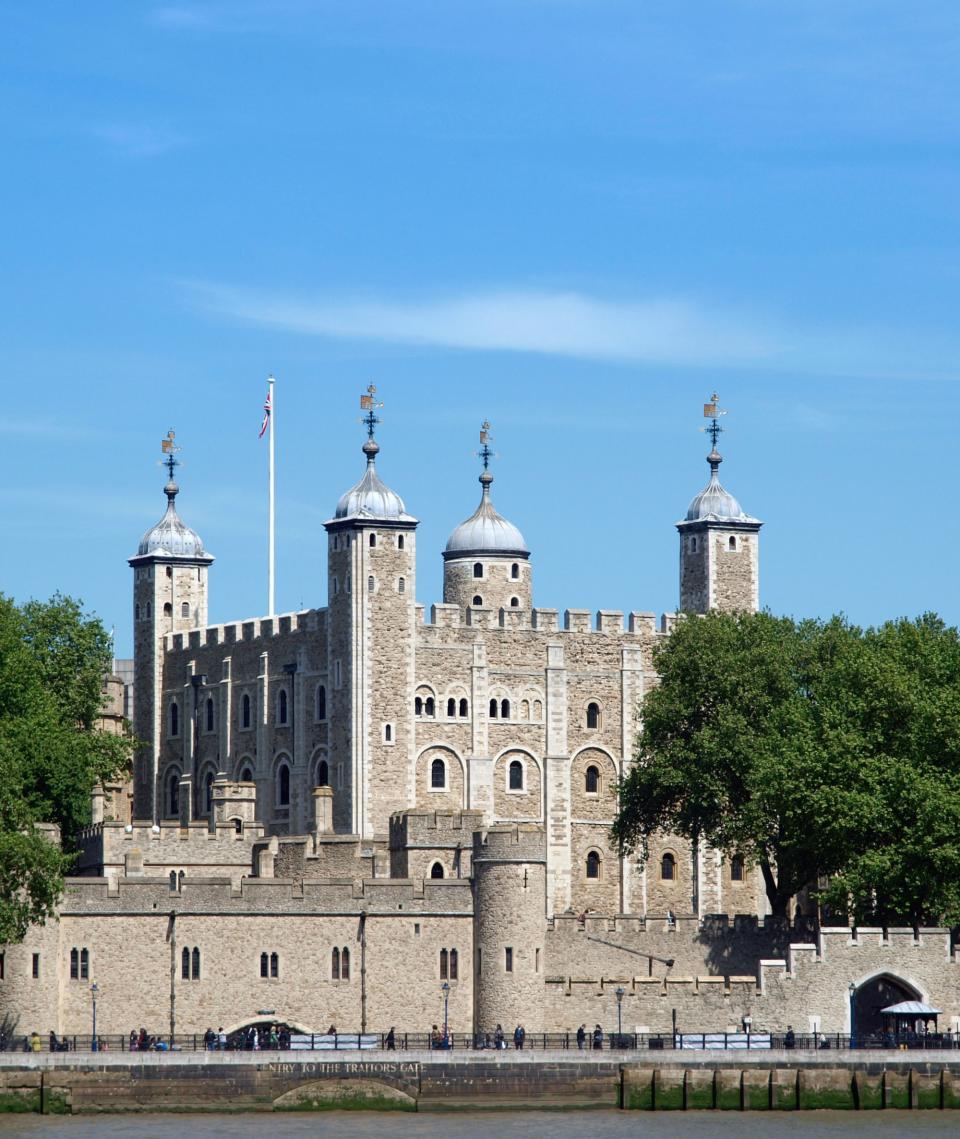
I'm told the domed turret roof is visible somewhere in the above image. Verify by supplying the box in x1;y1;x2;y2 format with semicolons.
333;440;417;524
445;471;529;559
683;450;758;524
134;481;211;561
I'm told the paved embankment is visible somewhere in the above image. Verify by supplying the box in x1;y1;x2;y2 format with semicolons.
2;1050;960;1112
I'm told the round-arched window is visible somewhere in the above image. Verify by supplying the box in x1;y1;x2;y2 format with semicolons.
508;759;523;791
431;757;446;789
585;765;600;794
661;852;676;881
430;862;444;879
586;850;601;879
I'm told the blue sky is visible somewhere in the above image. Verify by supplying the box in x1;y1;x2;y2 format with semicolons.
2;2;959;656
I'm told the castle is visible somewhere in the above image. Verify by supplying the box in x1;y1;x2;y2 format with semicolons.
2;390;957;1043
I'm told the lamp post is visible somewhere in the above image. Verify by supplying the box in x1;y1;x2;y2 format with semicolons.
615;986;625;1048
441;981;450;1047
90;982;99;1052
849;981;857;1049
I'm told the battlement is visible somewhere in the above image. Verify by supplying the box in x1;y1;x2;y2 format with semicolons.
74;817;265;878
163;607;326;653
390;809;485;850
420;606;672;636
60;872;475;915
473;823;546;863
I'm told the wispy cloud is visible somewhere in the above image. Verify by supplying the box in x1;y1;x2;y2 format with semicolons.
0;419;104;441
91;122;189;159
187;282;778;368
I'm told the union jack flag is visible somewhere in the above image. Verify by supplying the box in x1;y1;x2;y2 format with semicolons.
259;389;272;439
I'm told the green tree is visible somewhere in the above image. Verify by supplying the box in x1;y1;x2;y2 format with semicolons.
613;610;960;921
0;594;132;944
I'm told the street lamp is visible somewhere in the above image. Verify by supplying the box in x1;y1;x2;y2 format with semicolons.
615;986;625;1048
90;982;99;1052
849;981;857;1049
441;981;450;1047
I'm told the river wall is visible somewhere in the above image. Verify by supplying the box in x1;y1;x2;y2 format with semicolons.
2;1052;960;1113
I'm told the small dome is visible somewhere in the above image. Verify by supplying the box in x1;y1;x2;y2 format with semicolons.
136;483;209;559
445;473;529;559
685;471;748;521
333;440;416;523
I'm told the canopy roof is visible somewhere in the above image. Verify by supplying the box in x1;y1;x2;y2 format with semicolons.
880;1001;940;1016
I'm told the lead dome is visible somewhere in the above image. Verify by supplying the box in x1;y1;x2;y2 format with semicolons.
444;471;529;559
136;481;209;559
333;440;417;523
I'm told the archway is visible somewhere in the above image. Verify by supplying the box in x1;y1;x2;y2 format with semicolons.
852;974;921;1037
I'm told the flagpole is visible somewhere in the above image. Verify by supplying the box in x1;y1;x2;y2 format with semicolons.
268;374;276;617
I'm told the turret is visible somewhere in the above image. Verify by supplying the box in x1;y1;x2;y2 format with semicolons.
677;395;761;614
443;421;532;616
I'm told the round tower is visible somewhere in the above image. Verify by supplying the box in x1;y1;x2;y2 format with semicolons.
676;394;761;614
473;823;546;1033
443;422;531;616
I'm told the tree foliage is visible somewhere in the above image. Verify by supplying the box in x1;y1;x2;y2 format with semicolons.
612;610;960;924
0;594;132;943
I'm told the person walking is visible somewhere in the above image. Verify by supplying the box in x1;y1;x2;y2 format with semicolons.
494;1024;504;1050
385;1027;396;1051
593;1024;603;1050
577;1024;586;1050
513;1024;525;1050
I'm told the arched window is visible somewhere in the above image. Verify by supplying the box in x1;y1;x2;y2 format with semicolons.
369;532;376;547
317;759;329;786
424;696;435;717
510;597;519;607
473;562;483;579
341;947;350;980
135;603;141;621
730;854;745;882
277;762;290;807
533;700;543;720
163;602;172;617
586;850;601;879
397;534;405;550
181;601;190;618
316;685;326;720
447;697;456;717
472;595;483;607
431;757;446;789
145;601;151;619
205;697;214;732
508;759;523;791
368;575;375;593
169;871;177;892
260;952;269;978
500;699;510;719
661;852;676;881
521;699;530;719
431;862;444;879
585;765;600;794
182;947;190;979
241;693;251;729
170;702;179;737
489;698;498;719
277;689;288;725
511;563;520;579
586;702;600;730
240;766;253;782
415;696;423;715
204;770;214;814
233;817;243;834
449;948;458;980
270;951;279;978
70;948;78;978
331;947;340;980
690;537;697;552
459;698;468;718
440;948;448;979
384;723;392;742
80;948;89;979
728;535;737;550
398;577;405;594
178;870;185;890
168;771;180;816
192;947;201;979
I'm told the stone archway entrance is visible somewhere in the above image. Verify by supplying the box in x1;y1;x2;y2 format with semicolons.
852;974;920;1037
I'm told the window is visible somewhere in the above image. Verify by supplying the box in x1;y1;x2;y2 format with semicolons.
270;951;279;978
341;947;350;980
163;602;172;617
440;948;449;979
135;603;141;621
446;697;455;718
472;595;483;607
431;758;446;789
234;817;243;834
145;602;151;619
690;537;698;552
0;953;4;980
728;535;737;550
170;702;179;737
730;854;745;882
332;947;340;980
504;947;513;973
533;700;543;720
511;563;519;579
508;759;523;791
521;699;530;719
204;771;214;814
277;688;288;725
333;577;339;595
181;601;190;618
334;660;342;688
317;760;329;786
586;850;601;880
500;699;510;720
240;766;253;782
489;698;498;719
192;947;201;979
277;763;290;807
179;870;185;890
398;577;406;594
586;702;600;730
510;597;519;607
430;862;444;879
181;947;190;979
449;948;458;980
346;574;351;593
316;685;327;720
535;948;540;973
415;696;423;715
168;772;180;817
397;534;405;550
459;697;468;718
169;871;178;892
181;946;200;979
241;693;251;729
205;697;215;732
368;575;375;593
661;852;676;881
424;696;435;717
473;562;483;579
70;948;78;979
260;952;269;978
369;533;376;547
585;765;600;794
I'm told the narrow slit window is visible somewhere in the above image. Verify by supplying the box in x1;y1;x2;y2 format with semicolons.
586;702;600;729
446;697;456;718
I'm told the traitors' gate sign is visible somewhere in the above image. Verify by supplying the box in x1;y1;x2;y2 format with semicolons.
264;1061;419;1077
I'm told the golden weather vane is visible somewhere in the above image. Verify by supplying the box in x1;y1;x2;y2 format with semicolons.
701;392;728;450
359;384;383;439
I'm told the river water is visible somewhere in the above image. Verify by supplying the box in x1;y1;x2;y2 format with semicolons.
0;1113;956;1138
